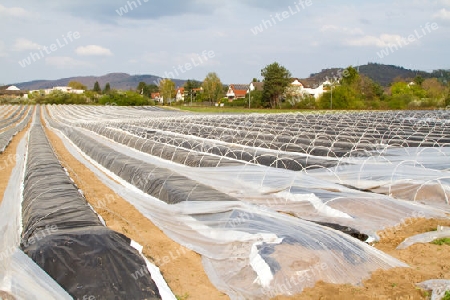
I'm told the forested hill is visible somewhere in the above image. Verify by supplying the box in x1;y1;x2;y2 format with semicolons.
309;63;450;87
14;73;186;91
357;64;430;86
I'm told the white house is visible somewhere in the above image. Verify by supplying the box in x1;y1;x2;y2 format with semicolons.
6;86;20;91
151;92;164;104
175;87;185;101
29;86;85;95
51;86;84;94
289;79;328;99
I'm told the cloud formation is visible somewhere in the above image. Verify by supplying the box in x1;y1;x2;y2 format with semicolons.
346;34;403;48
1;0;449;84
434;8;450;20
0;4;30;17
13;38;42;51
75;45;113;56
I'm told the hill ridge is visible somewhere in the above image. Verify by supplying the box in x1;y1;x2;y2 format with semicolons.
13;73;186;91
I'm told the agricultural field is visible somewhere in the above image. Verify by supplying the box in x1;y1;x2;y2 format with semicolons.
1;105;449;300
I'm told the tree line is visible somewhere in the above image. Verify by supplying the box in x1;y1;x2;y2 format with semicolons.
26;63;450;109
28;81;152;106
143;62;450;109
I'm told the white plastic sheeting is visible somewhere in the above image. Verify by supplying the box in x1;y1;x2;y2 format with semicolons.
41;106;446;299
307;152;450;211
397;226;450;249
22;119;163;299
0;106;33;153
48;108;448;240
0;118;72;299
0;108;174;300
417;279;450;300
46;124;410;299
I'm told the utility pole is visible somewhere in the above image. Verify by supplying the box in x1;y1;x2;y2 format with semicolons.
329;79;338;110
330;85;333;110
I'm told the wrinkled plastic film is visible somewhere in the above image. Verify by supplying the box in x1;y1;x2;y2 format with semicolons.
43;106;417;299
20;114;164;299
0;112;72;299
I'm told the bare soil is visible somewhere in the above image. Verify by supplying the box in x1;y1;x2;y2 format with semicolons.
3;108;449;300
274;218;450;300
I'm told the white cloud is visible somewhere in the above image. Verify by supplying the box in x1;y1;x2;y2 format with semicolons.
320;25;364;35
434;8;450;20
45;56;91;69
12;38;43;51
345;34;403;47
75;45;113;56
440;0;450;6
320;25;339;32
0;4;30;17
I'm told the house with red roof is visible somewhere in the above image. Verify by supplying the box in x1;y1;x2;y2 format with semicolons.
151;92;163;103
226;84;249;100
175;87;185;101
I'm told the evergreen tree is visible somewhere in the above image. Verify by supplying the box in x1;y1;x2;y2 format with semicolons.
93;81;101;93
261;62;292;108
103;82;111;94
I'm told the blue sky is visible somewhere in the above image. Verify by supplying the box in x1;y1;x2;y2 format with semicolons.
1;0;449;85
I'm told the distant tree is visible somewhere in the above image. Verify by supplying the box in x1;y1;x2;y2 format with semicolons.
390;81;412;96
68;81;87;90
341;66;359;85
184;79;201;90
386;81;416;108
261;62;292;108
99;90;148;106
147;84;159;94
318;66;383;109
222;84;229;94
103;82;111;94
414;75;424;87
184;79;201;103
249;90;263;108
158;79;176;105
202;72;223;104
93;81;101;93
137;82;147;95
422;78;446;99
